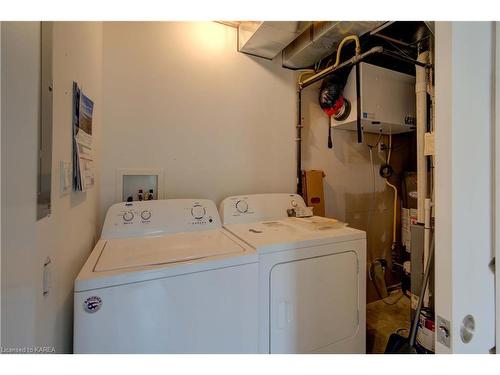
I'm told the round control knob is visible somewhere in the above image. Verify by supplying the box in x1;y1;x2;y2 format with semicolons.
191;205;206;219
291;200;298;207
236;200;248;213
141;210;151;221
123;211;134;222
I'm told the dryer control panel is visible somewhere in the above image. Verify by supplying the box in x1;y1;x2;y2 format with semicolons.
101;199;220;239
219;193;306;225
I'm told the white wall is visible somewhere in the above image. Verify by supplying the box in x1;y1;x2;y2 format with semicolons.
1;21;40;351
34;22;103;352
1;22;103;353
100;22;297;221
435;21;496;353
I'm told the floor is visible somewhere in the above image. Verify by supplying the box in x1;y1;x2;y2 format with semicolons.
366;292;411;354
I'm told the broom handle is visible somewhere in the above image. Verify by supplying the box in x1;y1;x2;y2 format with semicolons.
408;233;435;347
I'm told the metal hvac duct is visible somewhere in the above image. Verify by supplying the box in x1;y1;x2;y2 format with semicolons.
238;21;312;59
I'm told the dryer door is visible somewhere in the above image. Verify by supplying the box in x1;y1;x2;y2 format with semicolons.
270;251;359;353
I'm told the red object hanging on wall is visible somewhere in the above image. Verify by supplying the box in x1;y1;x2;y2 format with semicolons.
321;95;345;117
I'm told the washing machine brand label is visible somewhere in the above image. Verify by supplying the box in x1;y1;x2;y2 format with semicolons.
83;296;102;313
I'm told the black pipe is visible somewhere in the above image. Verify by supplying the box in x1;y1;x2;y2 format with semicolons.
381;50;430;68
373;33;415;48
355;63;362;143
296;89;303;195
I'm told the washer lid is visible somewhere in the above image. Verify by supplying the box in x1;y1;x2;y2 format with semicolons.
94;229;246;272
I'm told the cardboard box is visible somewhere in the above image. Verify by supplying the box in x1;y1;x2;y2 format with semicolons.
301;170;326;217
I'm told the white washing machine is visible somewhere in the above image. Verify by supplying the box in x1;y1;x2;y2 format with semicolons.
219;193;367;354
74;199;259;353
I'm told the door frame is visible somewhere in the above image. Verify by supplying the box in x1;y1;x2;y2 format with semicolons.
434;21;496;353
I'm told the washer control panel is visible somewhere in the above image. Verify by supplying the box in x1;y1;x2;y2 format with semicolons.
219;193;306;225
102;199;220;239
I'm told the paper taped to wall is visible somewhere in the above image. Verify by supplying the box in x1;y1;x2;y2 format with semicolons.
73;82;95;192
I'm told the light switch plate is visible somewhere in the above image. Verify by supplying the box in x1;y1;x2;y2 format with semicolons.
60;160;71;197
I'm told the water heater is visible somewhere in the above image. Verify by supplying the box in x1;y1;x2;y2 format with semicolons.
332;62;416;134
